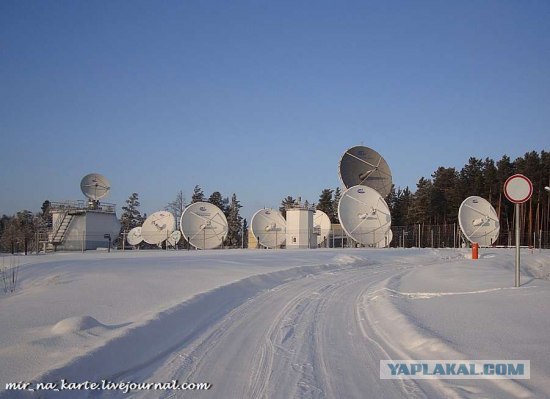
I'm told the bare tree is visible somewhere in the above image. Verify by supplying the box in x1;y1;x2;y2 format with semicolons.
165;190;187;228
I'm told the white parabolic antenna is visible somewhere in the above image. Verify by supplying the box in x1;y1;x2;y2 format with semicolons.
80;173;111;200
338;185;392;246
141;211;176;245
458;196;500;246
339;145;392;198
126;226;143;246
313;210;332;246
167;230;182;247
251;208;286;248
180;202;228;250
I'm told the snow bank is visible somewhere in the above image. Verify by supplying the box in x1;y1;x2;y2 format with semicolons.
363;249;550;398
0;249;366;397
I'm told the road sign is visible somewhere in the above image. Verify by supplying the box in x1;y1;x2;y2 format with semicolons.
503;174;533;288
504;174;533;204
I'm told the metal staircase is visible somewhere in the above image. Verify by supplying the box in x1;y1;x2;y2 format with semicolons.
50;212;75;245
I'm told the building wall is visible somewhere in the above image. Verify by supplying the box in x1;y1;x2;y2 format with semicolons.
85;211;120;250
56;211;120;251
59;214;87;251
286;208;315;249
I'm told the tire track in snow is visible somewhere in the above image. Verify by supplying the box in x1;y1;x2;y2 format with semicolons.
146;264;426;399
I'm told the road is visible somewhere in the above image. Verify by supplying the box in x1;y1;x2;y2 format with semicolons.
118;260;442;399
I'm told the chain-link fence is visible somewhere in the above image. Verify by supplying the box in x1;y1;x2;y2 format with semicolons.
389;225;550;249
6;225;550;253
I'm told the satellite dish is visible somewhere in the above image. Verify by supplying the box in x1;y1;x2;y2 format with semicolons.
251;208;286;248
180;202;228;250
376;229;393;248
313;210;332;246
458;196;500;246
166;230;182;247
126;226;143;246
141;211;176;245
339;145;392;197
80;173;111;200
338;185;392;246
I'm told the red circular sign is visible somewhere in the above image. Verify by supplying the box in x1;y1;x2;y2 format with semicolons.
504;174;533;204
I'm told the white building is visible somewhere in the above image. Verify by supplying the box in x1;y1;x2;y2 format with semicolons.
285;206;315;249
49;200;120;251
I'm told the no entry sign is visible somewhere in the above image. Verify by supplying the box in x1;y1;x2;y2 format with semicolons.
504;174;533;204
503;173;533;288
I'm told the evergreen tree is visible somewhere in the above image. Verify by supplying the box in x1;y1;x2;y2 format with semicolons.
280;196;298;218
387;186;400;224
483;158;499;203
460;157;485;197
332;187;342;223
191;185;205;203
409;177;433;224
431;167;460;224
208;191;225;212
225;194;243;247
387;186;412;226
120;193;143;233
400;187;413;225
242;218;249;248
496;155;515;229
316;189;334;221
40;200;52;228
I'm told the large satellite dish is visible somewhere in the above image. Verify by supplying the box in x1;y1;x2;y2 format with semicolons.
180;202;228;250
339;145;392;198
126;226;143;246
458;196;500;246
141;211;176;245
338;185;392;246
251;208;286;249
313;210;332;246
80;173;111;200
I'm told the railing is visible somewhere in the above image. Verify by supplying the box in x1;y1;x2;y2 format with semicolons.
50;210;68;242
50;200;116;214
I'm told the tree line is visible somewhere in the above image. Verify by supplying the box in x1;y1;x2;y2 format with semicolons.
387;151;549;234
0;202;51;254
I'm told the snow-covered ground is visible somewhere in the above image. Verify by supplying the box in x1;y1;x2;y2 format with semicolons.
1;248;549;398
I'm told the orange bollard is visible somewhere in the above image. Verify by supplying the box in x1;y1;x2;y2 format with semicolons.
472;243;479;260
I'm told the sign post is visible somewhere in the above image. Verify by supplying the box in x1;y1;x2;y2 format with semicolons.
503;174;533;287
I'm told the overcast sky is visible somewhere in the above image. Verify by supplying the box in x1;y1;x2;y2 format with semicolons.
1;0;549;221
